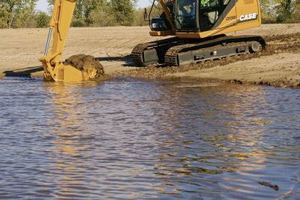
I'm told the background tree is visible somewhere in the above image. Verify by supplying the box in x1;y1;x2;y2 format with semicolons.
261;0;297;22
110;0;135;25
35;11;50;27
276;0;297;22
0;2;10;28
0;0;37;28
47;0;116;26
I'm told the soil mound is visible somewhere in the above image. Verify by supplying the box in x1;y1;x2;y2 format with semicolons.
64;54;105;80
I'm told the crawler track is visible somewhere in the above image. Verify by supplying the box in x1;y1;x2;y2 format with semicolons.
130;35;266;67
119;33;300;81
131;37;181;66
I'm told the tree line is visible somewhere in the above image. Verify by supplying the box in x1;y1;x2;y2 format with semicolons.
0;0;148;28
0;0;299;28
261;0;299;23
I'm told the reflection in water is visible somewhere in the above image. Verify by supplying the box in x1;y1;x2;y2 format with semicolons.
150;84;272;198
0;78;300;199
45;82;90;199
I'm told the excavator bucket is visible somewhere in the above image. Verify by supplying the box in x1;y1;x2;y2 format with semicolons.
41;54;105;82
63;54;105;81
57;64;88;82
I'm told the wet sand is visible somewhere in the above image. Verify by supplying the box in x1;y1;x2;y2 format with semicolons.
0;24;300;87
120;33;300;88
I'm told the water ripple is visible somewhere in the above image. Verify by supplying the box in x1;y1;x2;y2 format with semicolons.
0;78;299;199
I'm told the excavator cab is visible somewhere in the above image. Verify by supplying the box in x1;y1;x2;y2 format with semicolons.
149;0;261;38
149;0;211;33
175;0;235;31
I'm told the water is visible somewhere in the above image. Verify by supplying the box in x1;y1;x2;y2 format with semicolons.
0;77;300;199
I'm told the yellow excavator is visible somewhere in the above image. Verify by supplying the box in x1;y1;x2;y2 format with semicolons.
40;0;265;82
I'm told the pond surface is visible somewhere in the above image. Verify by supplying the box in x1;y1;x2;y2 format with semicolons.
0;77;300;199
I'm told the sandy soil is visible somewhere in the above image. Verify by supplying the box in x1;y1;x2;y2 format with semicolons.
0;24;300;87
0;26;151;72
170;53;300;87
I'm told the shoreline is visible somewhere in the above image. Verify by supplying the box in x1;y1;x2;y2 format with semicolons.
1;25;300;88
113;33;300;88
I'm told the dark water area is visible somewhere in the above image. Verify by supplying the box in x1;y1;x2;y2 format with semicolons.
0;77;300;199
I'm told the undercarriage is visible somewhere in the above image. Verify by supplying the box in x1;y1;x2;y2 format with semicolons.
131;35;266;67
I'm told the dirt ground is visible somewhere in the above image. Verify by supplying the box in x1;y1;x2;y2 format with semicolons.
167;32;300;87
0;24;300;87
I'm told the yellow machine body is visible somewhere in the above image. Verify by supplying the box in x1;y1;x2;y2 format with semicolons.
150;0;261;38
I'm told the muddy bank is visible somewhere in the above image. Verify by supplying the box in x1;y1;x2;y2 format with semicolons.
171;53;300;88
116;33;300;88
1;25;300;88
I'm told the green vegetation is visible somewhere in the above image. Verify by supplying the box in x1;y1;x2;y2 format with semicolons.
35;11;50;27
48;0;139;27
261;0;299;23
0;0;141;28
294;0;300;22
0;0;37;28
0;0;299;28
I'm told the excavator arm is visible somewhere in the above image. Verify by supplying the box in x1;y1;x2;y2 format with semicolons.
40;0;103;82
40;0;76;81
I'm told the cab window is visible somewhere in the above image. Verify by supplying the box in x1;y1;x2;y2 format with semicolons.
199;0;231;31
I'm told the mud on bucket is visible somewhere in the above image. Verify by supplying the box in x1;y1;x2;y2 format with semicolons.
64;54;105;80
